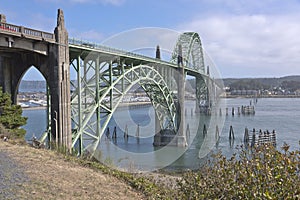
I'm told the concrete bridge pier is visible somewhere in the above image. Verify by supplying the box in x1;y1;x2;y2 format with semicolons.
195;76;201;113
49;9;71;151
153;44;187;147
0;9;71;151
175;44;187;147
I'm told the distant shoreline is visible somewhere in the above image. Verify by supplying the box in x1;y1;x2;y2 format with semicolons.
223;95;300;98
20;96;300;111
22;106;46;111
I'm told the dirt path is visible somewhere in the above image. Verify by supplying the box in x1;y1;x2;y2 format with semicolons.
0;141;145;199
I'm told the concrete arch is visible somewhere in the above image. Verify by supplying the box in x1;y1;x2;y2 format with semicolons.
16;65;47;90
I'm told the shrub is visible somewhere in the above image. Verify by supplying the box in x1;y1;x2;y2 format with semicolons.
0;88;27;139
177;144;300;199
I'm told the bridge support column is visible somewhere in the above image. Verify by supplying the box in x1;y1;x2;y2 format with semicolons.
195;77;201;113
176;44;187;147
0;56;12;95
154;46;161;137
49;9;71;152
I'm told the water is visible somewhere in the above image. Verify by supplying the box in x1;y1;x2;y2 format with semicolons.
22;98;300;171
23;109;47;141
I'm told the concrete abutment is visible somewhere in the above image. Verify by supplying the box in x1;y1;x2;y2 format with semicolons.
0;9;71;151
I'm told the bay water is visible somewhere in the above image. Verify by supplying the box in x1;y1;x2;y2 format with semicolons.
22;98;300;171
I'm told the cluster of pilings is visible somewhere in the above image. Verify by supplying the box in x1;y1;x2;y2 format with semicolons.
199;105;255;116
104;124;140;143
226;125;277;148
223;106;255;116
201;124;221;144
244;128;276;147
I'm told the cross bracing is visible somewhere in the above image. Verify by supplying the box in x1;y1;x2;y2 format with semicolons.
68;31;213;155
69;47;178;154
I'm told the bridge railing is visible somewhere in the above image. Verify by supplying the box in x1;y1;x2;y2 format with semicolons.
0;22;55;42
0;22;20;32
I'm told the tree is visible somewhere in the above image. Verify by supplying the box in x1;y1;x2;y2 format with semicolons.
0;87;27;138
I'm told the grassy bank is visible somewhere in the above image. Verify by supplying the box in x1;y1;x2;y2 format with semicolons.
1;138;299;199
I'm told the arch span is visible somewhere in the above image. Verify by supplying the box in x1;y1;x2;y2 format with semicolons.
171;32;205;74
171;32;211;112
70;55;177;154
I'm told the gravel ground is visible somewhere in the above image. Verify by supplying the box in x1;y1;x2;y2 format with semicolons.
0;150;28;199
0;141;145;199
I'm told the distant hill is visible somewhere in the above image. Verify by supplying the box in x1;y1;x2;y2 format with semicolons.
222;75;300;88
19;80;46;93
18;75;300;93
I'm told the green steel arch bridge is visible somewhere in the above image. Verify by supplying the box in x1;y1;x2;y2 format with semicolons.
0;9;219;156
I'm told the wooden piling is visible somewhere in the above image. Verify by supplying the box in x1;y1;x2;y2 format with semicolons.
186;123;190;143
232;107;235;116
251;128;256;147
229;125;235;140
136;124;140;137
226;107;228;116
105;127;110;139
203;124;207;136
271;130;276;146
219;108;222;116
215;125;220;142
244;127;249;144
124;124;128;139
112;126;117;139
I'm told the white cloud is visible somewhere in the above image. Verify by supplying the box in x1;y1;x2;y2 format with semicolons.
178;13;300;77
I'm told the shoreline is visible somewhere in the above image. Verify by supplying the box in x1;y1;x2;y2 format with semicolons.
223;95;300;98
21;106;46;110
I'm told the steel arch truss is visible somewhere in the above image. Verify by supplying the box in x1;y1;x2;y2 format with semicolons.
70;52;177;154
171;32;205;74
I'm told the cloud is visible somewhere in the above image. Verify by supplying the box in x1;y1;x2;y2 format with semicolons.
178;13;300;77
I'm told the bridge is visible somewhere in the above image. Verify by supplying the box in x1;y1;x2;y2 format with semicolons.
0;9;218;155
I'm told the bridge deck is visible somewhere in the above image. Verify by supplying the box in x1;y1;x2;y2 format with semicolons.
69;38;204;77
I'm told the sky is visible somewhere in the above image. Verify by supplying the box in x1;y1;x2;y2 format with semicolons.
1;0;300;80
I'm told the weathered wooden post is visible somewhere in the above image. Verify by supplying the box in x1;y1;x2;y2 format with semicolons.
136;124;140;137
251;128;256;147
186;123;190;144
203;124;207;137
229;125;235;140
215;125;220;142
244;127;249;144
112;126;117;139
106;127;110;140
124;124;128;139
